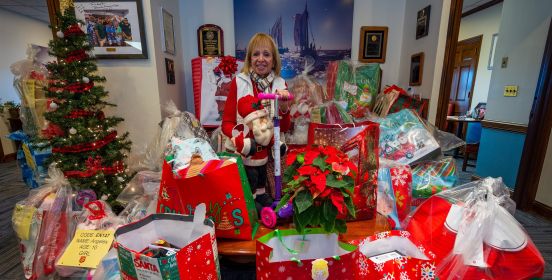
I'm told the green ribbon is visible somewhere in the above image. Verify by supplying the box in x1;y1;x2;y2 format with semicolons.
274;229;299;255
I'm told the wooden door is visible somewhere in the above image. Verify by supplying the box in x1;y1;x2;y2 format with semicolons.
449;35;482;116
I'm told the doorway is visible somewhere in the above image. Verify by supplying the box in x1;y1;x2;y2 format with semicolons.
450;35;481;117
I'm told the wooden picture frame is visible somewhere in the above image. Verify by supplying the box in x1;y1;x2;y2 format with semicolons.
416;5;431;39
161;8;175;55
165;58;175;84
74;0;148;59
359;26;388;63
197;24;224;57
409;52;424;86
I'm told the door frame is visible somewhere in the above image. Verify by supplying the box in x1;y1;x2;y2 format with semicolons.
451;34;483;116
514;19;552;212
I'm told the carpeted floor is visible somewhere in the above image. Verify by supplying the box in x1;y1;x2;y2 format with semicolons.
0;159;551;279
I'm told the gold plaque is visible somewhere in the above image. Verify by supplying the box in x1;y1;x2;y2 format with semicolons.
197;24;224;57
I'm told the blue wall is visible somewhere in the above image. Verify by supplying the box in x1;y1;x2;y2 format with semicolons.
476;127;526;189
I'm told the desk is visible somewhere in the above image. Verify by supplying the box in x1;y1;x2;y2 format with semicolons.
446;116;480;139
217;214;390;262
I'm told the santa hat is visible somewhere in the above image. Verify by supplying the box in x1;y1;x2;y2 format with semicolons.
238;95;267;124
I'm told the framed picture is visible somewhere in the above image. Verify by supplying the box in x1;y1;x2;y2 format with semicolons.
488;33;498;70
409;52;424;86
165;58;175;84
416;5;431;39
197;24;224;57
74;0;148;59
359;26;388;63
161;8;175;55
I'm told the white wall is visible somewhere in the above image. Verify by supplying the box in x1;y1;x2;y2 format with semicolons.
485;0;552;124
351;0;406;88
0;9;52;155
398;0;444;99
180;0;234;113
150;0;186;118
458;3;502;111
98;0;162;149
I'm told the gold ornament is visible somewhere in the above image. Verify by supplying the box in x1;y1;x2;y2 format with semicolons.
59;0;74;14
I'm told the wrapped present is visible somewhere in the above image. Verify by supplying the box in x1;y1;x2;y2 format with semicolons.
387;91;427;116
325;61;339;101
354;230;437;279
191;56;243;127
411;157;457;201
157;153;258;240
405;178;545;279
256;228;358;280
115;206;219;280
310;101;353;125
376;109;440;165
308;121;379;220
377;168;400;229
8;131;50;188
372;85;404;117
333;60;354;109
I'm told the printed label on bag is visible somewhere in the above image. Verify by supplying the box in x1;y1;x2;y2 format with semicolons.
369;250;404;264
58;229;114;268
343;81;358;95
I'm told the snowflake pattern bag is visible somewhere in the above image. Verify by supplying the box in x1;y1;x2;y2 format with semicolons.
256;228;358;280
354;230;437;280
377;163;412;222
157;153;258;240
115;209;219;280
411;157;457;203
307;121;379;220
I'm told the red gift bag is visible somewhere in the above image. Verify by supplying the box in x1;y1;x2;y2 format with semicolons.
156;153;258;240
405;178;545;279
307;121;379;220
353;230;437;279
256;228;358;280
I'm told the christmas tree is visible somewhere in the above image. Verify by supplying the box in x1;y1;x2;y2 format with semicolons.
41;7;132;206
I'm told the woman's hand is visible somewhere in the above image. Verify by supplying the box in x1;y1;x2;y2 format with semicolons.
276;89;292;112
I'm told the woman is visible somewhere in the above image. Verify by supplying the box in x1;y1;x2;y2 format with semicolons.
221;33;291;211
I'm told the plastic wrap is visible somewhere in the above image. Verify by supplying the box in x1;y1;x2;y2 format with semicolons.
377;159;413;227
129;101;209;172
404;177;544;279
309;101;353;124
10;44;50;137
287;63;324;145
411;157;457;207
92;248;119;280
424;120;465;152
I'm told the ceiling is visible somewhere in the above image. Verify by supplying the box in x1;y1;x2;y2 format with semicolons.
462;0;496;13
0;0;49;24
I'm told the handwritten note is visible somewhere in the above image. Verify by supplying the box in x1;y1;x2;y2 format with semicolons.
57;229;114;268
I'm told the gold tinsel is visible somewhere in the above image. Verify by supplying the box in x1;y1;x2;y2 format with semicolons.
59;0;74;14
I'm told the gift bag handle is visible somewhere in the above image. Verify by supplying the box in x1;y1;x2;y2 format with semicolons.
187;203;207;241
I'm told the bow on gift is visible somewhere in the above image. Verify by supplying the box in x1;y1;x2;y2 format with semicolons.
84;200;107;220
214;56;238;77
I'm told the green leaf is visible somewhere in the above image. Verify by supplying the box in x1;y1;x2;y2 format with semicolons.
275;193;291;212
310;206;321;227
344;196;356;219
313;155;329;171
335;219;347;233
323;215;335;232
326;174;350;189
323;199;337;221
293;203;304;233
298;205;316;227
283;162;300;183
294;191;313;213
297;154;305;164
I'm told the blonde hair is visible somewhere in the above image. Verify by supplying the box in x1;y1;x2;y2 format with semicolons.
241;33;281;76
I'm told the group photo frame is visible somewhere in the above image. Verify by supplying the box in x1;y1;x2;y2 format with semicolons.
73;0;148;59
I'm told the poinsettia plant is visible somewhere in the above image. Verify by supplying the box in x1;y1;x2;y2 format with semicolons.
276;145;358;233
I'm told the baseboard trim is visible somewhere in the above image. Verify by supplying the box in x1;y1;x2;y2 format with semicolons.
531;201;552;221
1;153;16;162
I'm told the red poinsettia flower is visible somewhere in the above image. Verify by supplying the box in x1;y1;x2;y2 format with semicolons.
330;191;346;215
331;162;350;175
303;149;320;165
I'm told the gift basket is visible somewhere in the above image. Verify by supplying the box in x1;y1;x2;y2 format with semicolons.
10;44;51;137
404;177;545;279
411;157;458;207
191;55;243;127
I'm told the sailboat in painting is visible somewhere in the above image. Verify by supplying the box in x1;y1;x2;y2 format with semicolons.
270;16;288;54
294;2;317;59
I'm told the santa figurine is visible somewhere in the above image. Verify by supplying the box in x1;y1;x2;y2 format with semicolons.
228;95;286;212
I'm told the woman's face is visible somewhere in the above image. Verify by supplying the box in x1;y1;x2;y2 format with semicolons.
250;44;274;76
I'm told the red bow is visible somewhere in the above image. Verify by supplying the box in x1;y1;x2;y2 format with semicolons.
84;200;107;220
85;156;103;171
65;49;88;63
215;56;238;77
63;24;85;37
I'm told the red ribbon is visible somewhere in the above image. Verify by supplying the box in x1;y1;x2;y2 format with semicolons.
65;109;104;120
214;56;238;77
63;24;85;37
84;201;107;220
41;123;65;139
65;82;94;93
64;159;124;178
53;131;117;153
65;49;88;63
